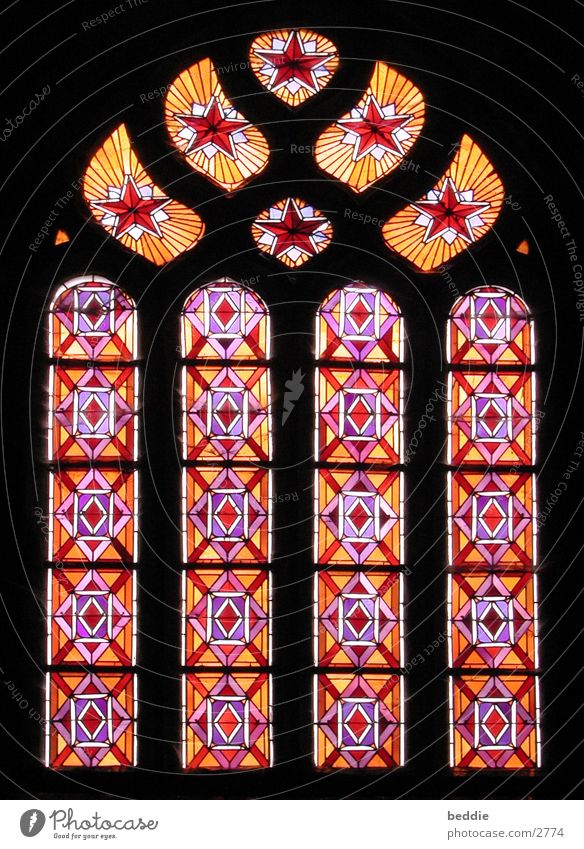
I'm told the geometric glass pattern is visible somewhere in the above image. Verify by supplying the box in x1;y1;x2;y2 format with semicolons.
49;468;137;563
183;673;272;770
317;368;400;464
182;366;270;462
448;573;537;669
314;284;404;769
49;366;138;462
83;124;205;265
183;569;271;667
315;62;425;192
317;283;402;363
49;569;135;666
449;371;533;465
449;471;534;569
165;57;270;192
46;672;135;768
316;469;402;566
252;197;333;268
314;673;402;769
46;277;138;769
382;135;504;271
182;466;270;564
181;279;269;361
315;571;401;667
447;285;539;770
449;286;532;366
449;675;540;769
249;29;339;108
49;276;136;361
181;281;272;770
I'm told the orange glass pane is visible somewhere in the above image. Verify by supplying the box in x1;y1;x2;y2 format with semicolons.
317;283;402;363
449;370;533;466
315;62;425;192
183;672;271;769
183;466;270;563
449;573;537;670
317;367;400;464
50;469;137;563
83;124;204;265
316;469;402;565
47;672;135;768
165;57;269;192
181;279;269;360
449;286;532;366
449;472;534;570
315;673;402;768
49;568;135;666
183;365;270;462
183;569;270;667
382;134;504;271
252;197;332;267
316;571;401;667
49;277;136;361
250;29;339;107
49;366;137;463
450;675;539;769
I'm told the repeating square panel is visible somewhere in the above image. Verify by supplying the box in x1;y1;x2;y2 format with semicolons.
183;569;270;667
316;469;402;565
315;571;401;667
315;673;402;768
449;472;534;569
183;672;271;769
449;371;533;466
182;467;270;563
183;365;270;462
449;573;537;669
450;675;539;769
49;568;135;666
50;366;137;462
317;368;400;464
49;469;137;563
46;672;135;768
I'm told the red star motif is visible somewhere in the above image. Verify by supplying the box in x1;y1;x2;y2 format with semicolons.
177;97;250;159
255;198;327;259
338;95;412;160
255;31;333;94
412;178;490;243
92;175;170;239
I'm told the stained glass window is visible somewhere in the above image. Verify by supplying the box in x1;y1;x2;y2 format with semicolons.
447;286;540;770
249;29;339;107
180;279;273;769
315;62;425;192
314;283;404;769
252;197;333;267
165;57;270;192
382;135;504;271
46;276;139;768
83;124;205;265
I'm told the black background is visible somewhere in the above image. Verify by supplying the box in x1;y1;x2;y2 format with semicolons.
0;0;583;799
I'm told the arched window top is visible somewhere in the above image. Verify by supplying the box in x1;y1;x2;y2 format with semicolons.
49;275;136;361
316;282;402;363
181;278;269;360
449;285;532;366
